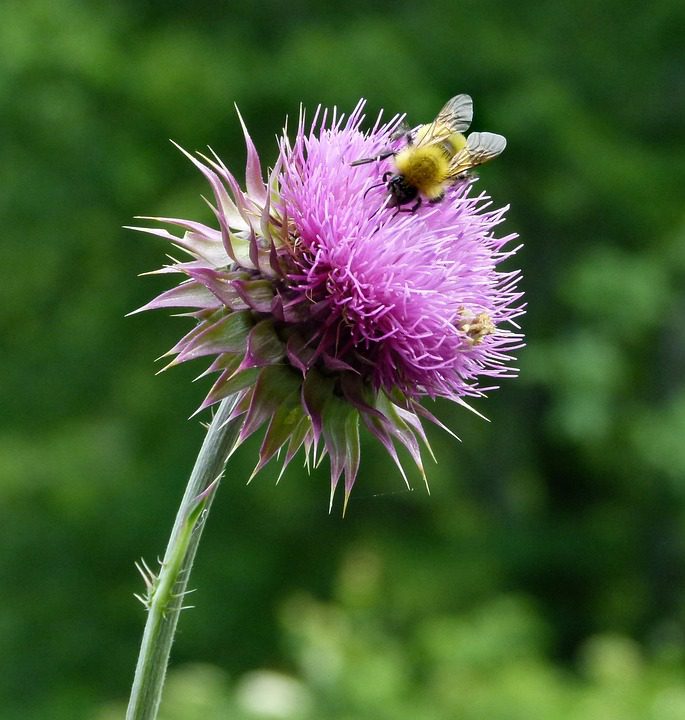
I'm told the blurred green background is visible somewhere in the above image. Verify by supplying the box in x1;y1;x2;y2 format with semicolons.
2;0;685;717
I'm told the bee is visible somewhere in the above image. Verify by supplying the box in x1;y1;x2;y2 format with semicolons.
351;95;506;212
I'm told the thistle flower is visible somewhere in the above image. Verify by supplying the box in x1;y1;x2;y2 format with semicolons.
130;100;524;511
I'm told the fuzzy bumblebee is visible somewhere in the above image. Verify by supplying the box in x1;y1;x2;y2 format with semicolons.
352;94;506;212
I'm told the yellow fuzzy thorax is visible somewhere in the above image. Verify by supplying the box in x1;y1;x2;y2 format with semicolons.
393;146;449;200
393;131;467;200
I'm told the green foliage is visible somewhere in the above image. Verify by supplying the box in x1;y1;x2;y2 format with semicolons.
98;586;685;720
1;0;684;717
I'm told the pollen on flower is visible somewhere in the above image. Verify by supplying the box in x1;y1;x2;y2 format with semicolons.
458;310;497;346
131;99;524;511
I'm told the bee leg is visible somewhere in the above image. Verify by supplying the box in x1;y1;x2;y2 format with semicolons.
392;197;422;218
350;150;394;167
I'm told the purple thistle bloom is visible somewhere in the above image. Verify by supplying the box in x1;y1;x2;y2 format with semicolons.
130;99;524;512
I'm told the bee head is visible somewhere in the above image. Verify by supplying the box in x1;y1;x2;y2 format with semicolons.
386;174;418;208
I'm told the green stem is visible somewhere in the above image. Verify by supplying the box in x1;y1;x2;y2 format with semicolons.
126;395;242;720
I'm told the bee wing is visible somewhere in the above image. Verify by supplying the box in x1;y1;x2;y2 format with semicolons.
412;94;473;148
465;131;507;164
447;131;506;177
435;94;473;134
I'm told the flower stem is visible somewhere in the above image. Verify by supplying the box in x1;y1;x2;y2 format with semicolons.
126;395;242;720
